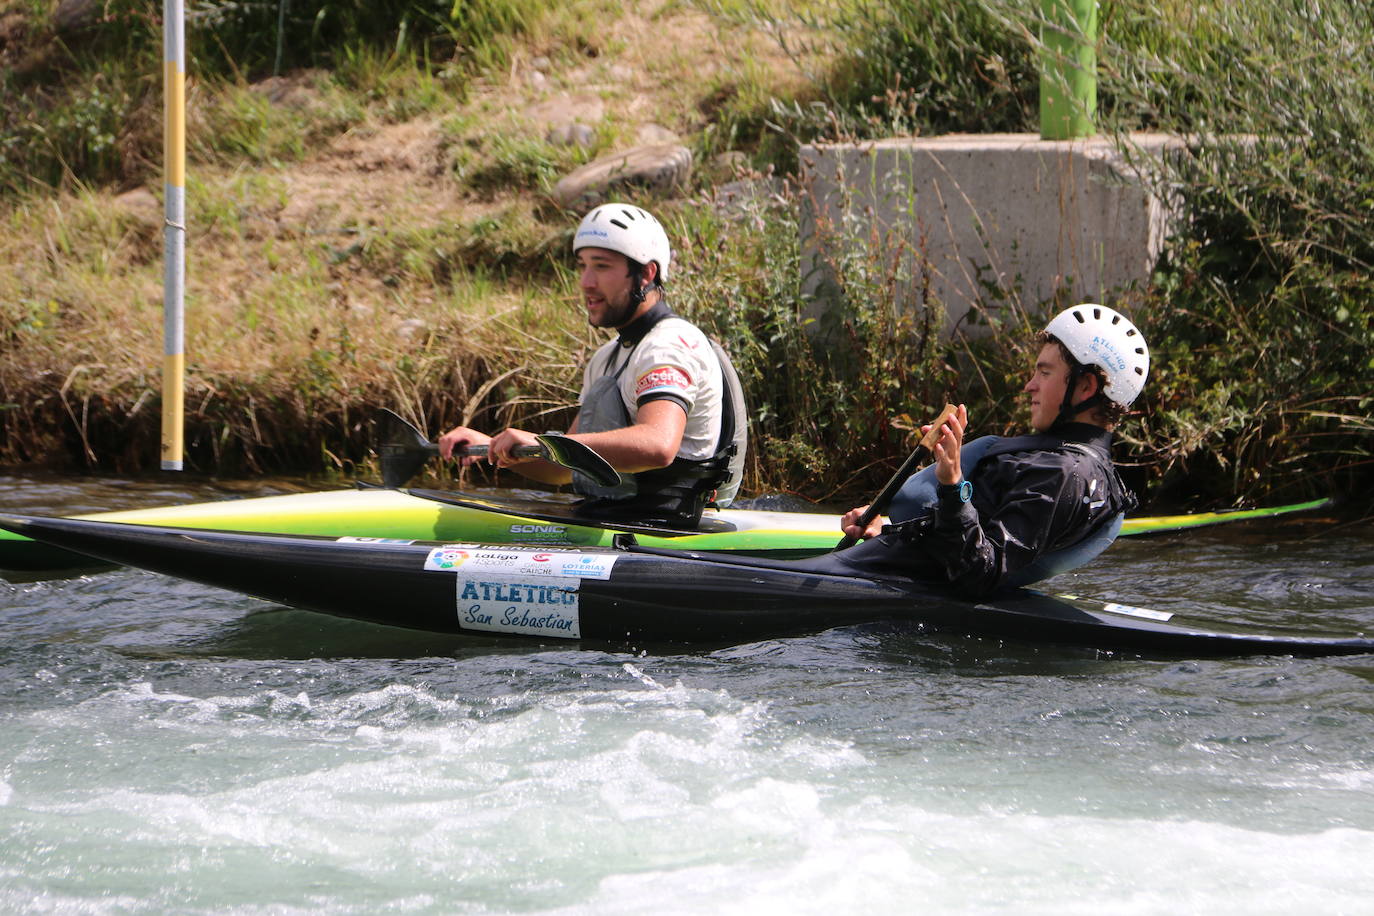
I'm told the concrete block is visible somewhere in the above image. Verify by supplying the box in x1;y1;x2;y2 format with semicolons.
798;133;1183;335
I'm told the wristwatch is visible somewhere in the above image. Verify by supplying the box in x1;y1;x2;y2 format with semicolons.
937;479;973;504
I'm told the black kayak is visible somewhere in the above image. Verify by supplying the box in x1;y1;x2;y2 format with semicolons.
2;513;1371;657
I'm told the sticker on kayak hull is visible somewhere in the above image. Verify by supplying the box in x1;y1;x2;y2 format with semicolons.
1057;593;1174;622
423;545;616;579
1102;601;1173;622
455;575;580;638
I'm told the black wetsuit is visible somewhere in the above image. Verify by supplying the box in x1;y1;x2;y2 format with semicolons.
806;423;1136;597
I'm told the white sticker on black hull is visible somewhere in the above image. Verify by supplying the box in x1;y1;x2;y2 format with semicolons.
1101;601;1173;622
1057;593;1174;622
424;545;617;579
454;575;580;638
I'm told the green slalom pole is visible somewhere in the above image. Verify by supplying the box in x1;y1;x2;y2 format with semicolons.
1039;0;1098;139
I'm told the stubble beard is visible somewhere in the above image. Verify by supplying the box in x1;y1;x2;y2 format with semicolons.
590;290;638;330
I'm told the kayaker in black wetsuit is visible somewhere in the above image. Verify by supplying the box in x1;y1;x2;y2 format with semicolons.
436;203;747;527
823;303;1150;597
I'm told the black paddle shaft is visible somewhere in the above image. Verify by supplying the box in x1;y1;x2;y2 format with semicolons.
836;404;957;550
375;409;619;488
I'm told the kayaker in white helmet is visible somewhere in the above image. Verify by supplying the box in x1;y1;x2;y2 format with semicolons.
830;303;1149;596
438;202;747;527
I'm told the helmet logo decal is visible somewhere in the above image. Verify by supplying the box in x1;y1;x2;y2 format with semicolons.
1088;335;1128;372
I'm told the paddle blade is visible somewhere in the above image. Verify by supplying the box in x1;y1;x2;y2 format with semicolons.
376;409;439;488
373;409;617;489
536;433;621;488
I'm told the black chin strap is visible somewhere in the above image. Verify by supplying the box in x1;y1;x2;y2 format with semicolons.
628;268;647;306
1057;363;1107;425
628;263;660;308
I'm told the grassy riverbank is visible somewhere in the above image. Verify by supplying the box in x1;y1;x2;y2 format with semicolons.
2;0;1371;509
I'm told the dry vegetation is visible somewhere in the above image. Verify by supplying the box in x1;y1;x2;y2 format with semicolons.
0;0;829;481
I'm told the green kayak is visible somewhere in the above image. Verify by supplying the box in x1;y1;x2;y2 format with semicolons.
0;483;1333;577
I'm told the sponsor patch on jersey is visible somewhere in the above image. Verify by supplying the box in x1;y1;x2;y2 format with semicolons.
424;545;617;579
635;364;692;398
455;575;581;638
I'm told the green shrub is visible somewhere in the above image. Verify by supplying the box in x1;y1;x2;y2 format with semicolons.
722;0;1374;503
1095;1;1374;501
0;0;549;194
191;0;542;78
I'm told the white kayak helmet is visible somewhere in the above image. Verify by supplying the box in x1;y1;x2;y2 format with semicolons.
573;203;672;283
1044;303;1150;408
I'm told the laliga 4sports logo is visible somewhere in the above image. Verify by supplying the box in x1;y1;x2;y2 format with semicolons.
426;547;471;570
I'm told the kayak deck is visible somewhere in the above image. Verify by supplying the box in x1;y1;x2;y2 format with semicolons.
0;486;842;573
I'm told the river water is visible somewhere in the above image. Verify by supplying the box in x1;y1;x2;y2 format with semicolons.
2;473;1373;914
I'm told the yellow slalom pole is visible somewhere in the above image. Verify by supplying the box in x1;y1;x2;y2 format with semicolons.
161;0;186;470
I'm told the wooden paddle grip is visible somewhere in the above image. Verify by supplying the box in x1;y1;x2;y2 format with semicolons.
919;403;959;451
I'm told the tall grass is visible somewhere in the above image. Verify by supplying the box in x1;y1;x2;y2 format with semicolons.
0;177;588;479
1098;1;1374;501
671;187;954;499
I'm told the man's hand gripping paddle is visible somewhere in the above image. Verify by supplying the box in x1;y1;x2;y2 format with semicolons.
836;404;959;550
375;408;620;489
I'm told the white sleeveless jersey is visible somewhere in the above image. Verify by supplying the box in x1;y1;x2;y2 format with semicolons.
579;317;724;462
